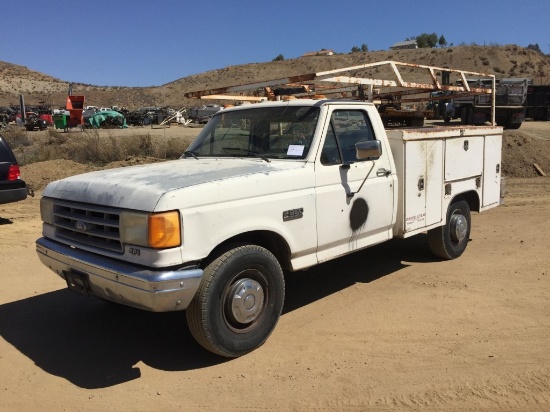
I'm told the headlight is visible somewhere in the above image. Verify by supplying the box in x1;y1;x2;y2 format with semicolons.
120;210;181;249
120;211;149;246
40;197;55;225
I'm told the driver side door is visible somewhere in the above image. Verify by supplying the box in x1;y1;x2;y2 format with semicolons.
314;106;396;262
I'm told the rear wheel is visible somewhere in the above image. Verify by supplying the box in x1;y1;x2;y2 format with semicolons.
460;108;468;125
428;199;471;260
461;107;474;125
410;117;424;127
506;120;522;130
186;244;285;357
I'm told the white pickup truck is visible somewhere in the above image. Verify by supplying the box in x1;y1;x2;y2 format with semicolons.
36;98;502;357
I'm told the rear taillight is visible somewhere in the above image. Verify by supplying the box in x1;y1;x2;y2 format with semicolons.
7;164;21;181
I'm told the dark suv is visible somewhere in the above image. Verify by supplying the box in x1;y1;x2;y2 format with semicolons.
0;135;27;204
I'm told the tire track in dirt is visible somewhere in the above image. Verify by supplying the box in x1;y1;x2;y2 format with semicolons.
378;369;550;410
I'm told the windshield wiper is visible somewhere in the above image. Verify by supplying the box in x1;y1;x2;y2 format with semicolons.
184;150;199;159
222;147;270;162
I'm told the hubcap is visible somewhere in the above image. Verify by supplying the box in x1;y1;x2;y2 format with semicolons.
227;278;264;325
449;212;468;244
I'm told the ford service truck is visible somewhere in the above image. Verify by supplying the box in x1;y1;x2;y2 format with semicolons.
36;62;503;357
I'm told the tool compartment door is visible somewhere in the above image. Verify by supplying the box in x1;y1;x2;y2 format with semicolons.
482;133;502;207
403;139;444;232
444;136;484;181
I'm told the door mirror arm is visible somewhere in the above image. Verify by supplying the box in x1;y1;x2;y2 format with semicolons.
347;161;375;198
346;140;383;198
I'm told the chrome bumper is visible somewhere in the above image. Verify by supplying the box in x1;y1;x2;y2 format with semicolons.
36;237;203;312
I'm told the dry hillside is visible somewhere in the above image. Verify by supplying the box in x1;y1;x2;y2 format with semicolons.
1;45;549;109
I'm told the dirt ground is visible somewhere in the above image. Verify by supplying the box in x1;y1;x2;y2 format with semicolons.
1;121;550;411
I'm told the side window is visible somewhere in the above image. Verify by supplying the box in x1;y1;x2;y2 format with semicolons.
0;143;10;162
320;124;342;165
320;109;375;165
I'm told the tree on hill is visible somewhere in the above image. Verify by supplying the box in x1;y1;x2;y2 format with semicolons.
272;54;285;61
351;44;368;53
416;33;439;48
526;43;543;54
438;35;447;48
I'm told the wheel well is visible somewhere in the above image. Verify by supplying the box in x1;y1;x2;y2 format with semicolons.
202;231;292;271
453;190;480;212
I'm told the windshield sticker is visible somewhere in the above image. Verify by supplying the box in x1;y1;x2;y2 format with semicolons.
287;145;305;156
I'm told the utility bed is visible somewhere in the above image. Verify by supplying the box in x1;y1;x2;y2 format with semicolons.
386;125;502;237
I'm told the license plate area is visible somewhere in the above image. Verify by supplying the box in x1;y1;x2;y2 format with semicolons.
64;270;90;296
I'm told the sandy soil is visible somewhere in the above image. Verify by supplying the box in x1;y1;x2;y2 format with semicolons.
1;122;550;411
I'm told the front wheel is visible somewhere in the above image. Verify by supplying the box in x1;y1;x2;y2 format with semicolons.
428;199;471;260
186;244;285;357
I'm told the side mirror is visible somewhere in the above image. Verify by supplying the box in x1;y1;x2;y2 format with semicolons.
356;140;382;160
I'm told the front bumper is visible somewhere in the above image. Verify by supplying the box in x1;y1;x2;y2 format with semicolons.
36;237;203;312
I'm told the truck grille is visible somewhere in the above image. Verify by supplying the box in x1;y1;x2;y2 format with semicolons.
52;200;123;253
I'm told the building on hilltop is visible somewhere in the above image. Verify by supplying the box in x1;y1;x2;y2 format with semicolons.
390;40;418;50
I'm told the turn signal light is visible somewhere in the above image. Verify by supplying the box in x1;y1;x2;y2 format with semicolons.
148;211;181;248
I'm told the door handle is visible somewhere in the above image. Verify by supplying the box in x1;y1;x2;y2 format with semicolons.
376;168;391;177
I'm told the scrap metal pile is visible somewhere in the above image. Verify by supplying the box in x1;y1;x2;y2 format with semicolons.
125;107;176;126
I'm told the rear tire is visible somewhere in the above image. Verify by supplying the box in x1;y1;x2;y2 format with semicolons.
186;244;285;357
461;107;474;125
506;121;521;130
460;108;468;125
410;117;424;127
428;199;471;260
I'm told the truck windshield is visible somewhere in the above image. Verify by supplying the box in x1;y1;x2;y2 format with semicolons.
185;105;320;160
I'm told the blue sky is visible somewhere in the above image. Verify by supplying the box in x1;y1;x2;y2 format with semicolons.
2;0;548;87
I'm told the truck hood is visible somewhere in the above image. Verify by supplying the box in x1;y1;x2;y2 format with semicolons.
43;158;306;211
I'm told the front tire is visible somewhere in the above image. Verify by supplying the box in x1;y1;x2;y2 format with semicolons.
186;244;285;357
428;199;471;260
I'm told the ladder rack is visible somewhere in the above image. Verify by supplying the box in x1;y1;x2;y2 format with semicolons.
184;60;497;125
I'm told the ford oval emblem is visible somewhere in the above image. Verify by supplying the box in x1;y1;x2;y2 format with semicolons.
74;221;87;232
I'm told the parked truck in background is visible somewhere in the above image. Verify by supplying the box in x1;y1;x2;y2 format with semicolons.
188;104;222;123
35;62;503;357
446;77;528;129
